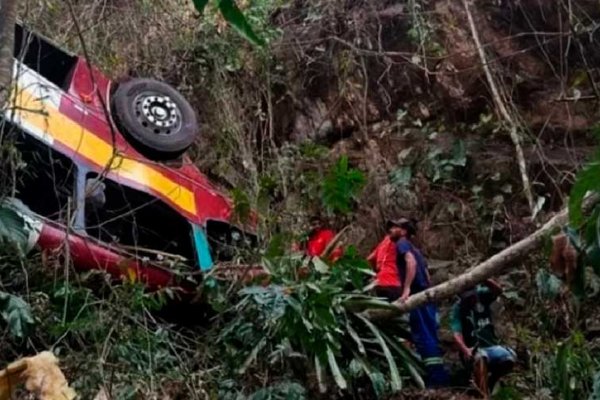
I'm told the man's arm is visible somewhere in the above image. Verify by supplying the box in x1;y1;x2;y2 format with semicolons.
400;251;416;301
450;302;472;359
367;249;377;268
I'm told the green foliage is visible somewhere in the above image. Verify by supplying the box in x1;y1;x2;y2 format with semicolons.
321;156;366;215
0;290;34;339
232;187;252;222
569;125;600;226
389;166;412;188
192;0;265;46
569;161;600;227
249;382;306;400
406;0;443;57
536;269;563;300
492;385;523;400
217;251;422;396
0;199;32;254
567;126;600;276
548;333;599;400
193;0;210;13
590;372;600;400
219;380;306;400
425;139;467;183
218;0;266;46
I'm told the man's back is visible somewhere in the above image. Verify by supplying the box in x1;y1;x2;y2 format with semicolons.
368;236;400;287
395;238;429;293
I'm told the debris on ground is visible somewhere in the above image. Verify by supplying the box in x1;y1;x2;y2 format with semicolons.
0;351;76;400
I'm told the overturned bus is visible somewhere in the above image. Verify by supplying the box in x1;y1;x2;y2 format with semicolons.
1;23;258;291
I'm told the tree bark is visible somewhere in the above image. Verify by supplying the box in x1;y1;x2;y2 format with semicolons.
372;209;569;316
0;0;18;109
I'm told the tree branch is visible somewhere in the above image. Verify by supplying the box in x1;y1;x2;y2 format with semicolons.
364;194;600;319
388;209;567;314
0;0;18;109
462;0;535;215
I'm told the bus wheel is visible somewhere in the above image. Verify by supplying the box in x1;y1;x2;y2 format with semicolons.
111;78;198;160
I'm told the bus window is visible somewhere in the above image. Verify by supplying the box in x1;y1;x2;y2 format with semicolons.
83;174;195;265
14;23;77;89
13;135;77;224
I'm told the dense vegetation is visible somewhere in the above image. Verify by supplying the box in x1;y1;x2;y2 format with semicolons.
0;0;600;399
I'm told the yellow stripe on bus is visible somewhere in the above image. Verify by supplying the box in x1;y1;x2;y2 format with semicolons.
12;88;197;215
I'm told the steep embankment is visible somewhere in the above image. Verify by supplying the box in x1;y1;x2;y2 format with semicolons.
25;0;599;263
5;1;599;398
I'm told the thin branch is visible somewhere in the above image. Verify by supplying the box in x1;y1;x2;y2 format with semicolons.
462;0;535;215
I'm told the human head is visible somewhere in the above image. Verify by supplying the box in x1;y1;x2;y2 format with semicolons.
386;220;403;240
309;216;324;232
386;217;417;239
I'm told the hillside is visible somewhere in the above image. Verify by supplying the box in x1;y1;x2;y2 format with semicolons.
0;0;599;399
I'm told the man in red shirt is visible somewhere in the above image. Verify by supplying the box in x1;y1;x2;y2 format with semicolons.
367;221;402;301
305;216;343;262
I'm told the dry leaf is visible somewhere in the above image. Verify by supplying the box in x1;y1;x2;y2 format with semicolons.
0;358;28;400
0;351;76;400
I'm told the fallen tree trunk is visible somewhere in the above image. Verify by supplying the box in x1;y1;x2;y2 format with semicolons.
383;209;569;315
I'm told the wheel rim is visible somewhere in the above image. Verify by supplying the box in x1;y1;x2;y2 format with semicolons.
133;92;182;136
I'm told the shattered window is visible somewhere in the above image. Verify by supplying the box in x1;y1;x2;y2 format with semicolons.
83;174;196;265
13;136;76;223
205;220;257;262
14;23;77;89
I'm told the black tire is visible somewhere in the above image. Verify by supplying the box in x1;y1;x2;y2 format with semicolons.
111;78;199;159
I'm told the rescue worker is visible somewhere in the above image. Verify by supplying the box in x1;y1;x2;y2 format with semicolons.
367;221;402;301
304;216;343;261
390;218;449;388
450;279;516;396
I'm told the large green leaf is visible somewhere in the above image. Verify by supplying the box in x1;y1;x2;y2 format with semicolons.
0;291;34;339
217;0;265;47
192;0;210;13
345;321;366;355
351;354;386;399
588;244;600;276
536;269;563;300
449;139;467;167
326;346;347;390
357;314;402;392
569;162;600;226
238;337;267;374
554;343;572;400
314;356;327;393
0;201;29;253
380;331;425;388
